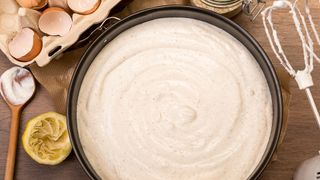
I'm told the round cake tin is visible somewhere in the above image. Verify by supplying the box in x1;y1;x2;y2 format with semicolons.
67;5;283;180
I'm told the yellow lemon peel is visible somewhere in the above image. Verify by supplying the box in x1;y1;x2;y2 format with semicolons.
22;112;72;165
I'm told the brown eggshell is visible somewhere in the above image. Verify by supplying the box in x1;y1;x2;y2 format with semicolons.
67;0;101;15
39;7;72;36
8;28;42;62
16;0;48;10
48;0;72;13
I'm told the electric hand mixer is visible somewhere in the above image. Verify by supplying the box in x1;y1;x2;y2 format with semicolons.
261;0;320;179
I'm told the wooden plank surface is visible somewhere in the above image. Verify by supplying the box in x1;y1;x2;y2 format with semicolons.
1;0;320;179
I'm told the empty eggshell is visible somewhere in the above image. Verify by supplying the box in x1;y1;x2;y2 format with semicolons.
8;28;42;62
67;0;100;15
48;0;71;12
38;7;72;36
16;0;48;10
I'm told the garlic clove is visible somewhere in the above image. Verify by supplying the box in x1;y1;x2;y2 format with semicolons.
38;7;72;36
16;0;48;10
8;28;42;62
67;0;100;15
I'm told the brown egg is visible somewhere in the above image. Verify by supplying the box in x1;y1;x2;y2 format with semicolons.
38;7;72;36
67;0;100;15
8;28;42;62
16;0;48;10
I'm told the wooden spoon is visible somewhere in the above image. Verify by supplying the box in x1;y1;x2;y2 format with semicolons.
3;102;24;180
0;67;35;180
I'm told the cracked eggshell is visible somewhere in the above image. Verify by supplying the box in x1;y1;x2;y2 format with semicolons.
67;0;101;15
0;0;121;67
8;28;42;62
48;0;72;13
39;7;72;36
16;0;48;10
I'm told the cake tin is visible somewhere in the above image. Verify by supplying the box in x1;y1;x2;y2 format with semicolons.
67;5;283;180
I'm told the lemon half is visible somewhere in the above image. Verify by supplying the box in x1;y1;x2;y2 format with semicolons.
22;112;72;165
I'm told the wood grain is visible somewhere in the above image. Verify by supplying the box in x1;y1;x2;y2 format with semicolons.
4;104;22;180
1;0;320;179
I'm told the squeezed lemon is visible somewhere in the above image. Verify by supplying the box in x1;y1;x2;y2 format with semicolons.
22;112;72;165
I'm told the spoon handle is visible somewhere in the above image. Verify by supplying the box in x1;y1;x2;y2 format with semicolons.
4;107;21;180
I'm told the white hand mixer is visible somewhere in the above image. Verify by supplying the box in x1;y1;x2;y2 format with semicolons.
261;0;320;179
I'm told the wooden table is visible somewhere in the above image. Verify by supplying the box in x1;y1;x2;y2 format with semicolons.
1;0;320;179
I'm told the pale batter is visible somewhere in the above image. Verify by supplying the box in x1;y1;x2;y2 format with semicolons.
77;18;272;180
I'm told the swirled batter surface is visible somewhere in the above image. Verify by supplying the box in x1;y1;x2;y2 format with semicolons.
77;18;272;180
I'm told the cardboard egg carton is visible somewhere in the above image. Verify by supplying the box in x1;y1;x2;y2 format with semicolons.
0;0;121;67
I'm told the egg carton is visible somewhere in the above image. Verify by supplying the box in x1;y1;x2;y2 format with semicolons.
0;0;121;67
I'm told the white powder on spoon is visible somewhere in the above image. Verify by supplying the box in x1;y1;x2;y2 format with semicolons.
0;67;35;105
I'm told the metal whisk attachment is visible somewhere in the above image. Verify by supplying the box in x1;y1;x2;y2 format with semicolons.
261;1;320;180
262;0;320;128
